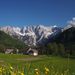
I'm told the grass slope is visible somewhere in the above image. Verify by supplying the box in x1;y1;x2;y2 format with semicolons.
0;54;75;74
0;31;27;52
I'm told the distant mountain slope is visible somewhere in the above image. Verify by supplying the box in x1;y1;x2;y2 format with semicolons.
53;27;75;44
0;31;27;53
46;27;75;56
0;25;61;46
47;18;75;44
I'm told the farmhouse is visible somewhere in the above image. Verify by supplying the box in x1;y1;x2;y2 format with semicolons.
27;48;38;56
5;49;14;54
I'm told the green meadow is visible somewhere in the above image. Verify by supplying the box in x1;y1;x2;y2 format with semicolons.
0;53;75;75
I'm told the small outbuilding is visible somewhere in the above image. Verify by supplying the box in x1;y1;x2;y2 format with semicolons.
27;48;38;56
5;49;14;54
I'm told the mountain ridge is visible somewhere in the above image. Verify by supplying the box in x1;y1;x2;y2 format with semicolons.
0;18;75;46
0;25;61;46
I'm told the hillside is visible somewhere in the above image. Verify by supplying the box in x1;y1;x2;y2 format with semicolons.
46;27;75;56
52;27;75;43
0;31;28;53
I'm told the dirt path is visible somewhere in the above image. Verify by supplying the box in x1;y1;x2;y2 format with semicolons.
16;57;42;61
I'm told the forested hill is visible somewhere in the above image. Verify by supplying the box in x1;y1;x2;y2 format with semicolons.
52;27;75;43
47;27;75;56
0;31;28;53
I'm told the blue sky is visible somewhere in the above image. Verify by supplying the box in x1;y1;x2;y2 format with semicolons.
0;0;75;27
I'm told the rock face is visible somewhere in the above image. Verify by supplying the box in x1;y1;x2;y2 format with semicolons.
0;25;61;46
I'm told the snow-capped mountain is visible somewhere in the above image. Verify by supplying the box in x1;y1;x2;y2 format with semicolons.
0;25;61;46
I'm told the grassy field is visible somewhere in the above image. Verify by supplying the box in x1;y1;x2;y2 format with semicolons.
0;53;75;75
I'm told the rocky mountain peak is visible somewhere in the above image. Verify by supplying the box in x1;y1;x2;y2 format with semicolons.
0;25;61;46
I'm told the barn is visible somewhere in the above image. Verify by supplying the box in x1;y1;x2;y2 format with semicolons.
27;48;38;56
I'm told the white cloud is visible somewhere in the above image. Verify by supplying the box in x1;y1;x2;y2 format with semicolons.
68;17;75;26
72;17;75;21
